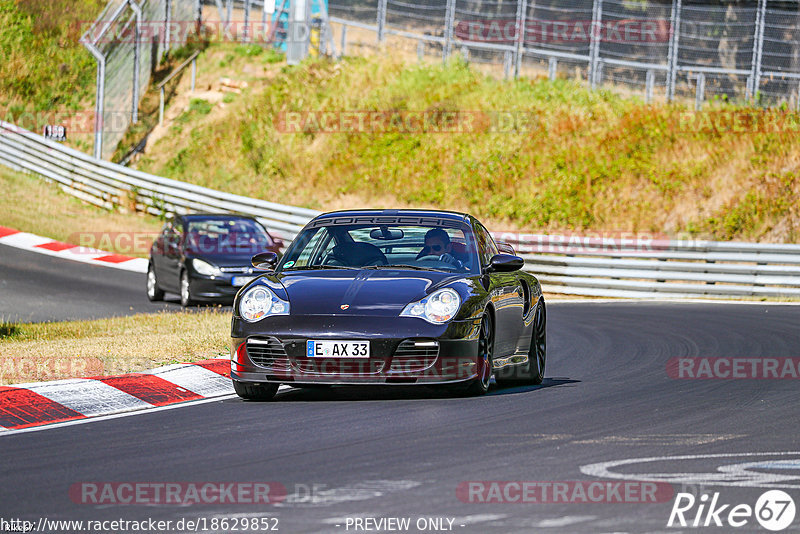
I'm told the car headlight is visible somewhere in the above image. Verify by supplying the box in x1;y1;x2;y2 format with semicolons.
192;258;221;276
239;285;290;322
400;288;461;324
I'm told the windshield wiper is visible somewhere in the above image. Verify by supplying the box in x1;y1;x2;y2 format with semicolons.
282;265;360;271
362;264;442;271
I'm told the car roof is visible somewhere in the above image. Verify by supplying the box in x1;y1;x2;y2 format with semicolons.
178;213;258;222
313;209;469;222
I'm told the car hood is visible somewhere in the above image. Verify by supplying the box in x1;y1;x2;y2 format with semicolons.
275;269;461;316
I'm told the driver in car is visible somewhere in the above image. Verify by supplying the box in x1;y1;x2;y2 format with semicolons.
416;228;465;268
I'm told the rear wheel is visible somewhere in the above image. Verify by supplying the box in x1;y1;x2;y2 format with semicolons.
233;380;279;401
497;301;546;385
460;314;494;397
146;264;164;302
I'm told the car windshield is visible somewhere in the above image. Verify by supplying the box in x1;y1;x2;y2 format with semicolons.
185;218;273;255
278;219;479;274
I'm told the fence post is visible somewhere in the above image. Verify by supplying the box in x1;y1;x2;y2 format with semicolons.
797;83;800;112
443;0;456;62
165;0;171;53
244;0;252;42
341;24;347;56
461;45;469;62
86;42;105;160
191;56;197;91
593;58;604;87
504;50;512;78
226;0;233;34
549;57;557;80
513;0;528;78
748;0;767;102
129;0;142;124
645;69;654;103
195;0;202;28
417;39;424;61
262;0;270;27
589;0;603;89
666;0;681;101
377;0;387;43
695;72;705;110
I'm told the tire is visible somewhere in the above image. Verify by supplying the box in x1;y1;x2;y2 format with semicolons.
180;270;194;307
459;314;494;397
146;263;164;302
233;380;279;400
497;301;546;386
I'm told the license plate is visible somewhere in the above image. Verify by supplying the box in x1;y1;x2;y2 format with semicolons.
306;340;370;358
232;276;256;287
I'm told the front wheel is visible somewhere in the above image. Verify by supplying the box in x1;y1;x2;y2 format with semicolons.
180;270;194;307
459;314;494;397
233;380;279;401
146;264;164;302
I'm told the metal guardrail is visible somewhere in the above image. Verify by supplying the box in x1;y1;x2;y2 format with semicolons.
497;234;800;299
0;121;317;243
2;120;800;299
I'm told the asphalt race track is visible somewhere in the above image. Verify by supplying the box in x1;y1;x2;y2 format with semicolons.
2;290;799;532
0;244;199;321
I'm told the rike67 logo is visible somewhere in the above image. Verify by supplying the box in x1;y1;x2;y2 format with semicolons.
668;490;796;531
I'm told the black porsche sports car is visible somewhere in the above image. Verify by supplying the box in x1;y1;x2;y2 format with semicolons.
230;209;545;399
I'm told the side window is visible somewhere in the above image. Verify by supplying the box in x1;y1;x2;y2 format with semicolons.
160;221;178;248
295;228;329;266
474;223;498;267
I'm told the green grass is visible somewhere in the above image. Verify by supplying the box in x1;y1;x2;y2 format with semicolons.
0;0;105;113
136;53;800;241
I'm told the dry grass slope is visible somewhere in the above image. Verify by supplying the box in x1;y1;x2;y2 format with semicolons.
136;52;800;242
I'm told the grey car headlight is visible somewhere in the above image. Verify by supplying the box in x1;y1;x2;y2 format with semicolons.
239;285;290;322
400;287;461;324
192;258;221;276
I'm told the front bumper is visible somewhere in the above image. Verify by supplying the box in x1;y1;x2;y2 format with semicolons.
230;315;481;385
190;274;254;301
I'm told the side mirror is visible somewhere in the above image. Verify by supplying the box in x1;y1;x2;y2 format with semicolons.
496;242;516;255
252;251;278;270
487;253;524;273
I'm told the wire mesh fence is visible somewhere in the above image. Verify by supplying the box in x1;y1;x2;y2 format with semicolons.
323;0;800;108
81;0;800;160
82;0;200;160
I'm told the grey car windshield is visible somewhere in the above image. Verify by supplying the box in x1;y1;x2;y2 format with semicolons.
278;222;480;274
